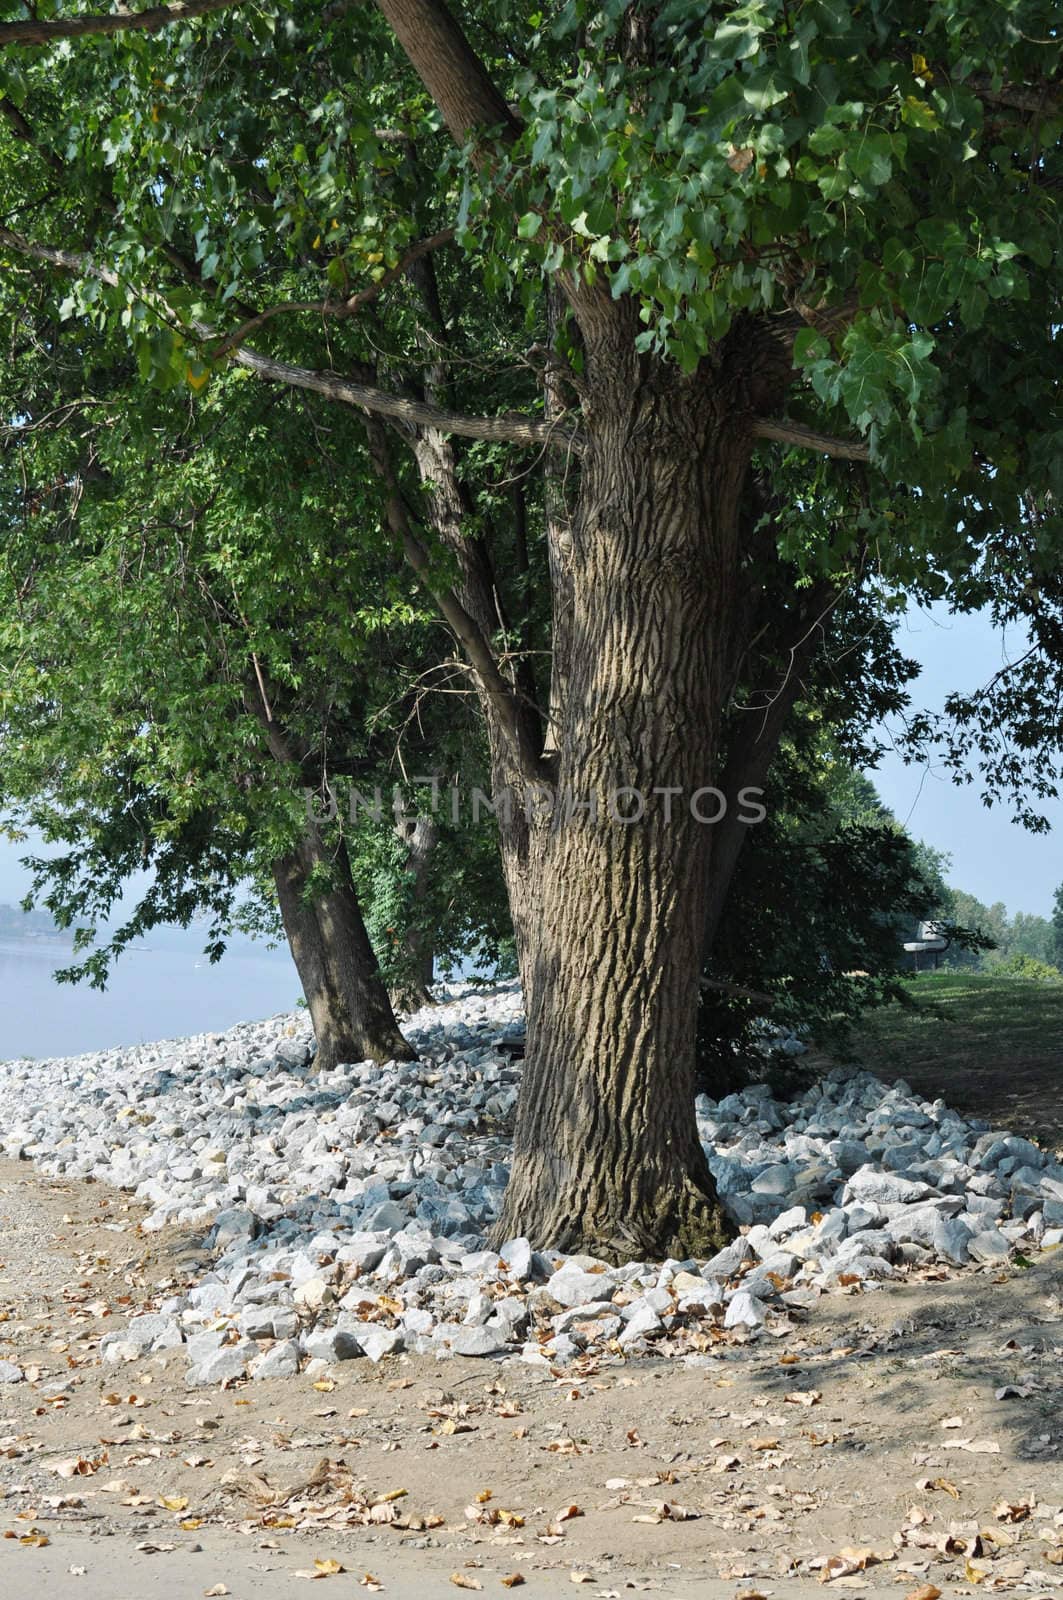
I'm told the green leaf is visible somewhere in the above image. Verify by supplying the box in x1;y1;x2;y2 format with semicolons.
742;69;790;112
901;96;939;131
794;329;830;366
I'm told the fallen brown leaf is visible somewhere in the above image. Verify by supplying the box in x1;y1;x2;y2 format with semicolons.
819;1547;890;1583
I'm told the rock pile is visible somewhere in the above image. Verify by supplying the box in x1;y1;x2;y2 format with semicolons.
0;984;1059;1383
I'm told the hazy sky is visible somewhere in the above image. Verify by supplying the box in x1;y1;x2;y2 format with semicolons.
868;601;1062;918
1;602;1059;921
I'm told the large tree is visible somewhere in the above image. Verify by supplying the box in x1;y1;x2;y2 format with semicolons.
0;315;420;1068
1;0;1059;1256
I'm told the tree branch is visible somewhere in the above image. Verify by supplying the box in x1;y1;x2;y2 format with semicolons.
0;0;244;48
230;343;574;448
373;0;519;147
962;75;1060;117
752;417;869;461
209;227;457;357
0;225;581;452
704;576;841;956
363;419;548;785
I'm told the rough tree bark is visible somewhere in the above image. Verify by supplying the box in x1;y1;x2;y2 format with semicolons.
491;305;750;1258
245;681;413;1071
273;824;414;1071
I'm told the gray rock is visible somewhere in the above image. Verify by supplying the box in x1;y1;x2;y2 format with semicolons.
0;1360;25;1383
703;1237;753;1279
127;1312;184;1351
352;1325;404;1362
553;1300;619;1333
210;1208;260;1248
822;1252;895;1282
831;1140;870;1175
744;1252;799;1294
486;1297;528;1338
618;1301;664;1344
724;1289;766;1328
361;1199;408;1234
843;1168;932;1206
101;1338;143;1364
304;1326;363;1363
751;1162;796;1195
186;1340;252;1386
188;1282;233;1314
544;1332;582;1364
768;1204;807;1238
967;1229;1011;1263
239;1305;297;1341
336;1231;390;1273
544;1264;617;1308
498;1236;534;1280
251;1339;301;1379
446;1324;509;1356
676;1281;723;1313
185;1328;228;1365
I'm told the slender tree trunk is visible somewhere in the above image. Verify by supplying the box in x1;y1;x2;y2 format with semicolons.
703;579;836;956
402;251;551;1007
389;808;438;1011
492;316;749;1260
273;824;414;1070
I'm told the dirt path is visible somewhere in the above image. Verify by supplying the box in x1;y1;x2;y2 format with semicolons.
1;1159;1062;1598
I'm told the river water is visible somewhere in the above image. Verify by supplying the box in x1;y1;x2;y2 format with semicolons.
0;938;301;1060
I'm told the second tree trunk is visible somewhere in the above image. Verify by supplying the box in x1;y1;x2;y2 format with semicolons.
273;825;414;1070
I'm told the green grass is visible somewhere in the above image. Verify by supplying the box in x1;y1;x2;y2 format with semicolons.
820;972;1063;1151
837;971;1063;1071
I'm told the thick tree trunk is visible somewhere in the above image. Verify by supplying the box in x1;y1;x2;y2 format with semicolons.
273;825;414;1071
492;318;749;1260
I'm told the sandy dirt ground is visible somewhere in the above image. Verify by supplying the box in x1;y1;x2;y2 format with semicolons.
1;1158;1061;1600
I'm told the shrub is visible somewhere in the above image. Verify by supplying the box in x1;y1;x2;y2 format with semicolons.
995;952;1062;982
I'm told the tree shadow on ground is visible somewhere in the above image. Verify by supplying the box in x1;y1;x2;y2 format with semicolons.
725;1248;1063;1466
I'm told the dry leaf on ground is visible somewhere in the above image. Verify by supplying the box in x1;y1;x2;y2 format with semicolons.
820;1547;891;1582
